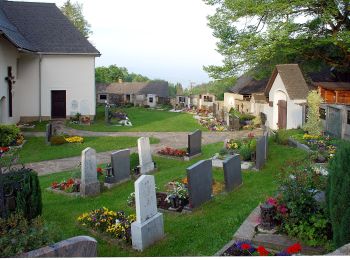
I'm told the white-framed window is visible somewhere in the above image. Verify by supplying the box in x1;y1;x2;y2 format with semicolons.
99;94;107;100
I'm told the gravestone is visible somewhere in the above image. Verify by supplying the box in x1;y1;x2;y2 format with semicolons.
46;123;52;144
213;103;217;118
255;136;266;170
137;137;155;174
80;148;100;196
187;130;202;158
264;131;268;160
223;155;242;192
131;175;164;251
187;159;212;209
105;149;131;187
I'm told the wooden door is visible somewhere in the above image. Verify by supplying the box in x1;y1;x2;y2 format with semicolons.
51;90;66;118
277;100;287;129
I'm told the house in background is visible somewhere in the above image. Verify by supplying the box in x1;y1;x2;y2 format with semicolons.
224;74;268;114
198;93;216;110
96;83;109;104
103;81;169;108
263;64;310;130
0;1;100;124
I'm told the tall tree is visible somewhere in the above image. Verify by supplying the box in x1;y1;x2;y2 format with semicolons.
60;0;92;38
204;0;350;79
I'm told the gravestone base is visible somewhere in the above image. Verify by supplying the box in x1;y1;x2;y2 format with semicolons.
184;153;202;161
80;182;100;197
131;212;164;251
104;178;130;189
139;162;155;175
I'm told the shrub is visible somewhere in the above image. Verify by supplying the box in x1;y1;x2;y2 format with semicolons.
240;114;255;121
239;145;252;161
326;142;350;247
0;124;20;147
303;90;323;136
130;153;139;170
0;214;56;257
50;136;67;145
274;129;303;145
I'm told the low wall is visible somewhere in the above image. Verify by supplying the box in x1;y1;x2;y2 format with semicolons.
19;236;97;257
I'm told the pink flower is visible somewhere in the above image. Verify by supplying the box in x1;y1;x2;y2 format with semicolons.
266;197;278;206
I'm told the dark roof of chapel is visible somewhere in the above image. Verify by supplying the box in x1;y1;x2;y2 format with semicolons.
0;0;99;54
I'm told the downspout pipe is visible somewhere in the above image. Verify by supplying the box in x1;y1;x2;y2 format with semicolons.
39;54;42;122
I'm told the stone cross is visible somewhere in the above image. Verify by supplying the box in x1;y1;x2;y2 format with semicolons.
80;148;100;196
131;175;164;251
186;159;213;208
137;137;155;174
223;154;242;192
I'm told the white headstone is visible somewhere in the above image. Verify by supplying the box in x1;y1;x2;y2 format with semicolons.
81;147;100;196
131;175;164;251
134;175;158;223
137;137;155;174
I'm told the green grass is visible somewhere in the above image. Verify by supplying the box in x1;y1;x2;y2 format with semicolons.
39;141;307;256
19;136;159;164
68;105;206;132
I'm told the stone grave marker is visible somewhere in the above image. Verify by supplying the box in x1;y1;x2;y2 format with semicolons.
138;137;155;174
105;149;130;187
255;136;266;170
213;103;217;118
223;154;242;192
46;123;52;144
186;159;213;209
131;175;164;251
187;130;202;158
80;148;100;196
264;131;268;160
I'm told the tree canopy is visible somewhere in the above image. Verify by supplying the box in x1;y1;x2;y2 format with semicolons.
95;65;152;84
60;0;92;38
204;0;350;79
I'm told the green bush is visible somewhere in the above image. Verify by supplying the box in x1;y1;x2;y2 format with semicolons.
0;214;56;257
1;168;42;220
0;124;20;147
50;136;67;145
274;129;304;145
239;114;255;121
239;145;252;161
326;142;350;247
303;90;323;136
130;153;139;170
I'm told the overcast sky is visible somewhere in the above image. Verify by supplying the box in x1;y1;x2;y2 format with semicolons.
14;0;223;87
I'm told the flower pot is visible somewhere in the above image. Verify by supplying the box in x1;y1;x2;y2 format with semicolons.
169;195;180;208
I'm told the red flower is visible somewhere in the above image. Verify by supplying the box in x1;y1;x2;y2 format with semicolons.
97;167;102;173
0;147;9;153
51;182;58;189
241;243;251;250
257;246;269;256
286;243;302;254
266;197;278;206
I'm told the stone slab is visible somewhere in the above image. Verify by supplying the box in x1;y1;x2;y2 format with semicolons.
186;159;212;209
80;182;100;197
255;136;266;170
137;137;155;175
223;154;242;192
288;137;312;153
187;129;202;157
233;206;261;241
81;148;100;197
131;212;164;251
328;243;350;255
19;236;97;257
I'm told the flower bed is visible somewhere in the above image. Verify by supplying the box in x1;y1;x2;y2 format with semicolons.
221;240;302;256
77;207;135;243
50;178;80;193
290;133;337;163
221;133;257;161
64;136;84;143
157;147;187;158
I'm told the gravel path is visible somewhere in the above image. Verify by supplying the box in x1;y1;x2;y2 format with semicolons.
23;128;263;176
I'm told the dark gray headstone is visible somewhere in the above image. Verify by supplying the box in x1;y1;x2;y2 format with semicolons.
213;103;217;117
229;115;240;131
255;136;266;170
223;155;242;192
264;131;268;160
187;159;212;208
188;130;202;157
46;123;52;144
106;149;131;184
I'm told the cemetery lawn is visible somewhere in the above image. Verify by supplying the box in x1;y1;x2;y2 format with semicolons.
18;136;159;164
20;120;49;132
68;106;206;132
39;141;308;256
